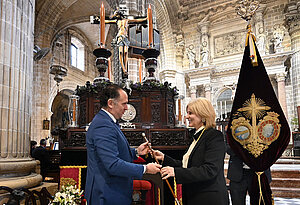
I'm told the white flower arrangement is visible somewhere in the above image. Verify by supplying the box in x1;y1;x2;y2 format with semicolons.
50;185;84;205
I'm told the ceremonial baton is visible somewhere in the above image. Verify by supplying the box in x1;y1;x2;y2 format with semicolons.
142;133;181;205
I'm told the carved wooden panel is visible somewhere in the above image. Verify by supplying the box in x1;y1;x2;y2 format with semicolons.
123;130;145;146
130;94;142;100
77;85;177;130
168;99;174;125
79;98;87;126
293;132;300;148
67;131;86;147
150;130;188;146
151;95;161;101
93;101;101;116
151;103;161;123
129;101;141;123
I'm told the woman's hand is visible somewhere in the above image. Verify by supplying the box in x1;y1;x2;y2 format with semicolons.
152;150;164;161
161;166;175;180
145;163;162;174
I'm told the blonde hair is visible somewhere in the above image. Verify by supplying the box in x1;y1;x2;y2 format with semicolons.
187;97;216;128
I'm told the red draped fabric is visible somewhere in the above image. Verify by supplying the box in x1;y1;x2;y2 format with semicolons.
59;166;87;191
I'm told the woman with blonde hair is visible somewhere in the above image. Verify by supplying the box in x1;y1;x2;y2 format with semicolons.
155;97;229;205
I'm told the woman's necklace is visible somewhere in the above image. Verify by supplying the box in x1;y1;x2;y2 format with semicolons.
194;128;206;143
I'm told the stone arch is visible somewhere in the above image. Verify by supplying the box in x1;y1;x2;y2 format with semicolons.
49;80;79;111
213;86;233;104
214;86;233;120
154;0;177;72
50;89;74;131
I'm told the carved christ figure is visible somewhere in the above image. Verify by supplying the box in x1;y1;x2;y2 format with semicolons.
106;10;147;77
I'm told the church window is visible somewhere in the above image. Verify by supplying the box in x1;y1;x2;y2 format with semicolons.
71;37;85;71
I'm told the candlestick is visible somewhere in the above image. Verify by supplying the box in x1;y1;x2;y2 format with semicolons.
72;99;76;122
100;3;105;47
68;95;80;127
139;59;142;83
147;5;153;47
178;99;182;122
108;57;111;81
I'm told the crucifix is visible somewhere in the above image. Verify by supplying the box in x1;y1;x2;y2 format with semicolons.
237;93;271;138
91;4;153;79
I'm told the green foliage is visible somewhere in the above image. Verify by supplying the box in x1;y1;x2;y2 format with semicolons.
75;81;112;95
291;117;298;126
75;80;179;96
130;81;178;96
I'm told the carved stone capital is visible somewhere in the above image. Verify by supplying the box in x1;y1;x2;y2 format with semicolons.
197;21;210;35
275;72;286;82
284;2;300;35
178;6;189;21
160;69;177;79
204;84;211;92
190;86;197;94
255;4;267;21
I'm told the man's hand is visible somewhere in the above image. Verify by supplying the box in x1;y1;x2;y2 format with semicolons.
137;142;150;155
145;163;162;174
161;166;175;180
152;150;164;161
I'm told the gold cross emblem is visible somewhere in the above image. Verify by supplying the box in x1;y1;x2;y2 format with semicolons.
231;94;281;157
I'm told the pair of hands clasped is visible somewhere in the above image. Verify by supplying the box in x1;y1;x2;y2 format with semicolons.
136;142;175;179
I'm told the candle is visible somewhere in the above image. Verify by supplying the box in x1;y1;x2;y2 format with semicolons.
100;3;105;47
72;99;76;123
178;99;182;122
108;57;111;81
147;5;153;47
139;59;142;83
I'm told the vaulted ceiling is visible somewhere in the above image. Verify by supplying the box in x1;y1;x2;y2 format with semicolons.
34;0;181;49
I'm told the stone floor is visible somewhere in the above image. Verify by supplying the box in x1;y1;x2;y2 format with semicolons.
270;163;300;170
239;195;300;205
228;158;300;204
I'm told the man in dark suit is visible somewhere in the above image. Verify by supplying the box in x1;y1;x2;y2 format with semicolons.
32;139;50;180
227;147;272;205
85;84;161;205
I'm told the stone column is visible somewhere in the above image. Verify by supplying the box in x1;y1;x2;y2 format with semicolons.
204;84;211;101
160;69;177;87
198;21;210;67
190;86;197;100
175;33;185;69
0;0;42;188
285;1;300;111
254;4;266;55
276;73;288;118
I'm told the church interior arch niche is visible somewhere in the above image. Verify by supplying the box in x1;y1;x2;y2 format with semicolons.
51;89;74;132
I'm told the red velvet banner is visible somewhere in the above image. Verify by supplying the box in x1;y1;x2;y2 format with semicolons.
60;166;87;191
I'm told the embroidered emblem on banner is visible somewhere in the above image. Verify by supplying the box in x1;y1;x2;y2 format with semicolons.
231;93;281;157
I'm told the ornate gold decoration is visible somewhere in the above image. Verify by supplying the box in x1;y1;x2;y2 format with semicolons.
231;94;281;157
60;177;77;187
